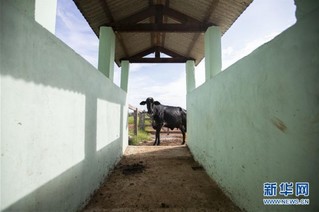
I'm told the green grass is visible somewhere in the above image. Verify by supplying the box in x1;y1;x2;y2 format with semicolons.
129;130;152;145
128;115;152;125
128;114;152;145
128;116;135;125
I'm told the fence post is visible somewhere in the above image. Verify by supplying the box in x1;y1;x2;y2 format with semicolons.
129;104;139;136
139;113;145;130
133;108;138;135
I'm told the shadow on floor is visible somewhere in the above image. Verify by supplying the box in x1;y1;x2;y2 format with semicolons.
83;145;241;211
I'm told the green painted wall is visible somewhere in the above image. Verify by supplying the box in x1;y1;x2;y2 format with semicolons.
187;2;319;212
1;2;128;211
120;60;130;92
186;60;196;93
205;26;222;80
98;26;115;81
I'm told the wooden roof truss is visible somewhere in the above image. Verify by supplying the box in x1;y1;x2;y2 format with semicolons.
102;2;214;64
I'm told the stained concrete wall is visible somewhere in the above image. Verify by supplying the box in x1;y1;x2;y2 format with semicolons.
1;1;128;211
187;1;319;212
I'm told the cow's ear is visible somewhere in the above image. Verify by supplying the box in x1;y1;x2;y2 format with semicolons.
154;101;161;105
140;101;146;105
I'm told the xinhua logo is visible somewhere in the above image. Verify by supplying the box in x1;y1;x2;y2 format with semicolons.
263;182;310;205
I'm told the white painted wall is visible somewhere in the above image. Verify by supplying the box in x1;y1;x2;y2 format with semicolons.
1;2;128;211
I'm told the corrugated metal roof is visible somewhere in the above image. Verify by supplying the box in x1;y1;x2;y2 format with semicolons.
73;0;252;66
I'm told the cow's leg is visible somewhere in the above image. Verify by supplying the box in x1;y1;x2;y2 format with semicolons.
152;120;158;145
180;126;186;145
155;124;163;145
156;126;161;145
153;126;160;145
153;130;158;145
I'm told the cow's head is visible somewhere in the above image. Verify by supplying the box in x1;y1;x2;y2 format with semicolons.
140;97;160;114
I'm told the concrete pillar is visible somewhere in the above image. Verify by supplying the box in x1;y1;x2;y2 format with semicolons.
205;26;222;81
120;60;130;92
10;0;57;33
186;60;196;93
98;26;115;81
35;0;57;34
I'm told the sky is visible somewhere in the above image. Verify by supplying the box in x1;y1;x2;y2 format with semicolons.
55;0;296;110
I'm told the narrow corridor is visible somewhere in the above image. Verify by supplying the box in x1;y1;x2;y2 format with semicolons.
83;144;241;211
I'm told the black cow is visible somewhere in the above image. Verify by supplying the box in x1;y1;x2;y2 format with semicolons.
140;97;187;145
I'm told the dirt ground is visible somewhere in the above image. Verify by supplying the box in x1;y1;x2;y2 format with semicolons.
138;128;187;146
83;130;241;211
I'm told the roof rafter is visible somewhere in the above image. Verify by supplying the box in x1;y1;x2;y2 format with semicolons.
186;0;220;56
161;0;170;47
162;5;200;24
107;23;213;32
120;46;194;63
98;0;129;57
74;0;253;66
126;57;191;63
156;46;184;58
114;6;156;25
103;5;213;33
107;5;201;25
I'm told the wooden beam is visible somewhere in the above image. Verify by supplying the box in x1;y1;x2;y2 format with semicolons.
157;46;184;58
127;47;156;60
155;5;163;24
155;49;160;58
161;0;170;47
114;6;156;25
99;0;114;22
120;46;193;63
106;4;200;26
149;1;155;47
108;23;213;32
154;5;163;46
163;5;200;23
99;0;129;57
125;57;192;63
186;0;220;56
122;46;185;60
